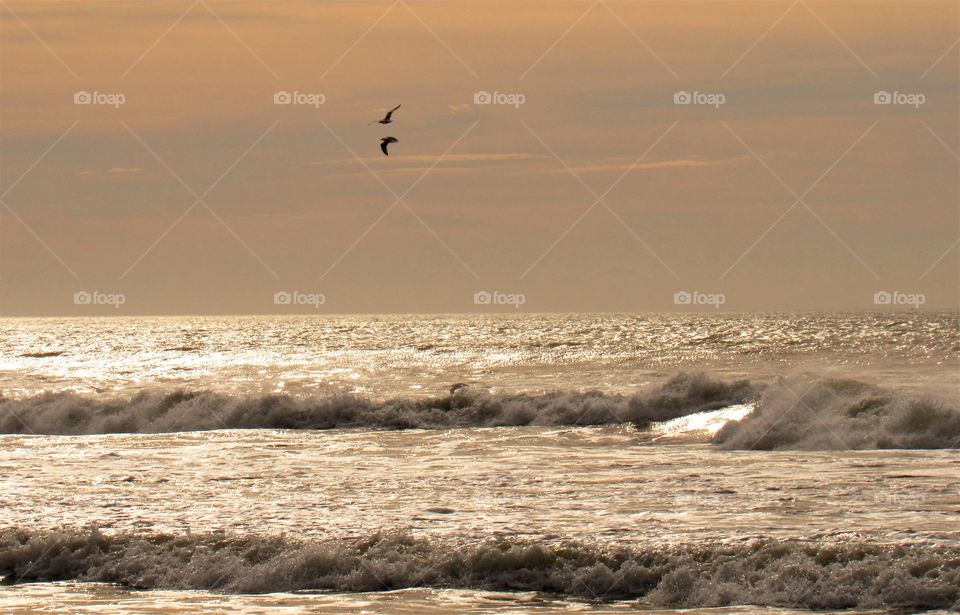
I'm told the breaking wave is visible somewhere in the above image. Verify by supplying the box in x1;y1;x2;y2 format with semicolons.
2;373;957;450
714;377;960;450
1;528;958;610
0;373;755;435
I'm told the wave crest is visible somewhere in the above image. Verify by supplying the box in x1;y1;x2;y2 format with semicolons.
4;373;957;451
714;377;960;450
1;528;958;609
0;373;755;435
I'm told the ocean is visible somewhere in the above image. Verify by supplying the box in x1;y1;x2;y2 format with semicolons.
0;313;958;613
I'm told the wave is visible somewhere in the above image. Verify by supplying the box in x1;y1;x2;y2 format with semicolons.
2;373;957;450
0;373;755;435
18;350;66;358
645;404;754;442
714;376;960;450
1;528;957;609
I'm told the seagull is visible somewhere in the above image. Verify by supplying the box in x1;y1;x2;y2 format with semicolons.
380;137;398;156
371;104;401;125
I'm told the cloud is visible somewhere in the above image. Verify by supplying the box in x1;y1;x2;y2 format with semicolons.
76;167;143;176
308;153;749;177
310;153;548;167
539;155;752;175
340;166;475;177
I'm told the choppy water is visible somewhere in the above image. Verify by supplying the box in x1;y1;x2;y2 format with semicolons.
2;313;957;398
0;313;958;612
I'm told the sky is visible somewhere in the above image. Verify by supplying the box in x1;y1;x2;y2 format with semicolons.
0;0;957;314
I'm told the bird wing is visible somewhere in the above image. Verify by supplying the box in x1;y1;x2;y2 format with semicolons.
380;140;390;156
384;104;401;120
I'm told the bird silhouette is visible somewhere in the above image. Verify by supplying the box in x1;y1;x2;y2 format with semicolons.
380;137;398;156
371;104;401;125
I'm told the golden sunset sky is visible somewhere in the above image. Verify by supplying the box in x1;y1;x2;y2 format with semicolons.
1;1;957;313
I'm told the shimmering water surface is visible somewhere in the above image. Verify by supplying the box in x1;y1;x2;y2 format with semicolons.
2;313;956;398
3;425;958;543
0;313;957;612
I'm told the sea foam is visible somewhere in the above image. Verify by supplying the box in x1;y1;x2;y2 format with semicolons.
2;373;957;450
1;527;957;609
714;376;960;450
0;373;754;435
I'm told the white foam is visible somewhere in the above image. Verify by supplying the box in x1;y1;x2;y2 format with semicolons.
648;404;754;441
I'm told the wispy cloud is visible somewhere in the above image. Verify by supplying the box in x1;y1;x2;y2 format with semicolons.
76;167;144;176
311;152;551;175
310;153;750;177
310;153;547;167
541;155;752;175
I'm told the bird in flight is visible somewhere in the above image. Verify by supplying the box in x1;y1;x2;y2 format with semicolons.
380;136;398;156
372;104;401;125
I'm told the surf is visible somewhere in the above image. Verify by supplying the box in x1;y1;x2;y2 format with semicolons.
2;527;957;610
